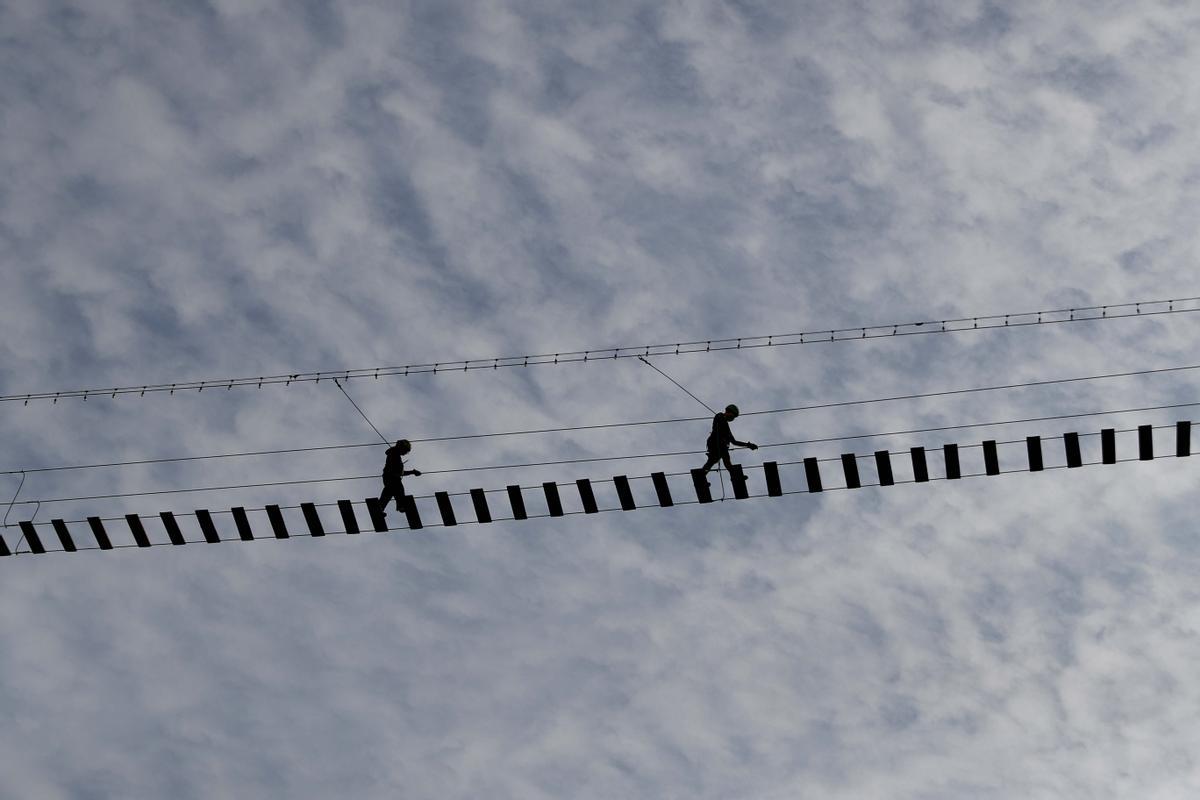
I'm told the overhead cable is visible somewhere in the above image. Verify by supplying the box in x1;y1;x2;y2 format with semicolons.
3;295;1196;404
9;408;1192;508
6;360;1200;477
16;421;1168;527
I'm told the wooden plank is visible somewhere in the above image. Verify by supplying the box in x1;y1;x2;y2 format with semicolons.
576;479;599;513
763;461;783;497
874;450;894;486
944;444;961;480
507;485;528;520
983;440;1000;476
728;465;750;499
1177;421;1192;457
364;497;388;532
88;516;113;550
404;495;423;530
18;521;45;554
232;510;256;542
264;506;286;537
125;515;151;548
301;503;325;536
338;500;361;534
435;492;457;526
911;447;929;483
651;472;674;506
470;489;492;523
841;453;861;488
804;458;823;492
1139;424;1154;460
0;532;9;557
613;476;636;511
1064;432;1082;468
159;513;186;546
691;469;713;503
195;509;221;543
1026;436;1043;472
1102;428;1116;464
543;482;564;517
53;519;78;551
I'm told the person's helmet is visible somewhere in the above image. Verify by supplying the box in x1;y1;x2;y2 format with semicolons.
725;404;739;417
396;439;412;453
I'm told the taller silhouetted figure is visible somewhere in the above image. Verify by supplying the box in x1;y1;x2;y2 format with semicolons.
379;439;422;513
699;404;758;476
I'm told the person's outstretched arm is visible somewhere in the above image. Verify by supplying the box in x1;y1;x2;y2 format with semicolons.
404;468;422;476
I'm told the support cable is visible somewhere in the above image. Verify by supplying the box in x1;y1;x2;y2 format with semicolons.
6;360;1200;477
637;357;717;413
333;379;390;444
27;425;1145;526
9;408;1193;509
3;295;1196;404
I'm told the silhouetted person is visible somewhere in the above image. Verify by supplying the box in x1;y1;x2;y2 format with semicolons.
699;404;758;476
379;439;421;513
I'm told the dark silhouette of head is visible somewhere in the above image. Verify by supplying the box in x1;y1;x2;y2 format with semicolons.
395;439;412;454
725;404;739;419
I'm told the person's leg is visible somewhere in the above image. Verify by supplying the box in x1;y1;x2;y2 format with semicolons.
721;451;736;472
391;481;407;511
699;453;719;473
379;482;393;509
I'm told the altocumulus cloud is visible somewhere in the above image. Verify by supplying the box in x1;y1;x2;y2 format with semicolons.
2;1;1200;798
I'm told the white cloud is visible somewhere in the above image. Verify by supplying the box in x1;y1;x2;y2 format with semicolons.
4;1;1200;797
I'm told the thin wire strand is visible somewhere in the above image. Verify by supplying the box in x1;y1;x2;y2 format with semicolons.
3;472;31;554
4;295;1196;403
333;379;390;444
9;409;1189;510
3;471;25;528
637;356;717;413
17;421;1165;527
7;360;1200;477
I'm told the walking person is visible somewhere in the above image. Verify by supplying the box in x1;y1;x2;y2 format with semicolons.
379;439;421;514
698;404;758;477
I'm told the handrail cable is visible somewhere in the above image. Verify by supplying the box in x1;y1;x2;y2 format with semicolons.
9;412;1186;512
6;360;1200;477
19;422;1168;528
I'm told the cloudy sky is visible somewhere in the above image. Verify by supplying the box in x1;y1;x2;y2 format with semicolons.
3;0;1200;797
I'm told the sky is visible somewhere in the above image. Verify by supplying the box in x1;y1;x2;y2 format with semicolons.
3;0;1200;797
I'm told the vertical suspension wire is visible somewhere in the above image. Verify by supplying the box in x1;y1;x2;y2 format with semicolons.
4;471;30;553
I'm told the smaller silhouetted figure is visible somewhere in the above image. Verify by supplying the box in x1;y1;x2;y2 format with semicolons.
379;439;422;513
699;404;758;476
